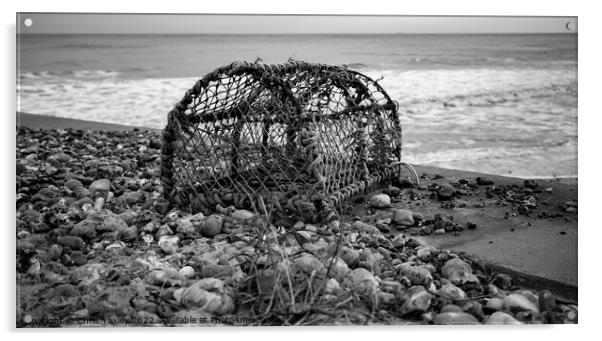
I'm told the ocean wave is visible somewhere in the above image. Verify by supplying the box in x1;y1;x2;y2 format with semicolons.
55;43;148;49
364;68;576;101
344;62;368;69
19;69;121;80
17;67;577;129
17;66;577;178
403;141;577;178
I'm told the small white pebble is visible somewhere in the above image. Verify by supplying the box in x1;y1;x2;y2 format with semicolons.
179;266;195;278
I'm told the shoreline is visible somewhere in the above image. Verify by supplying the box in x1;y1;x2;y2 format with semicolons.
16;112;577;182
17;112;160;133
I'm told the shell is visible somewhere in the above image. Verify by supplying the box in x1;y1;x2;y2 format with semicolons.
158;235;180;254
369;194;391;208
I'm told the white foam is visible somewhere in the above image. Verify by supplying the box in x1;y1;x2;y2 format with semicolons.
17;67;578;178
364;68;576;103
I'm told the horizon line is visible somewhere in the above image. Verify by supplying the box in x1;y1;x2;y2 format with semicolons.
18;32;577;35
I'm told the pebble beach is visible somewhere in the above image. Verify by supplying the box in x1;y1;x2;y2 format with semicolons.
16;118;578;327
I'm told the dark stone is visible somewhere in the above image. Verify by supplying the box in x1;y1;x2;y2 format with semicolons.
519;205;532;216
538;290;557;312
60;253;73;266
491;274;512;290
148;138;163;149
71;251;88;266
524;179;538;189
412;212;424;222
394;176;415;189
433;213;459;232
57;236;85;250
16;162;27;175
466;222;477;230
437;184;455;201
462;301;485;321
476;177;494;186
421;225;433;235
384;185;401;197
275;217;297;229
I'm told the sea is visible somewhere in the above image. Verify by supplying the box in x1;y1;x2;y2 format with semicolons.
17;33;577;178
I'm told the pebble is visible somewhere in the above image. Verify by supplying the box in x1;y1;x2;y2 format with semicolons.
339;246;360;268
71;209;129;239
375;219;391;232
351;220;381;234
462;301;485;321
504;293;540;314
158;235;180;254
436;184;455;201
420;225;433;235
369;194;391;208
400;285;432;315
57;236;85;250
485;297;505;311
412;212;424;222
295;230;313;244
179;266;196;279
105;241;126;251
118;211;138;225
433;312;479;325
476;177;494;186
486;311;522;324
142;221;158;233
434;228;446;235
148;138;162;149
117;191;145;205
438;283;468;301
231;209;255;221
181;278;235;314
325;278;341;295
399;263;433;286
48;244;63;261
89;179;111;198
384;185;401;197
294;254;325;275
175;218;195;236
416;245;438;261
120;225;139;241
391;209;414;226
329;257;351;282
378;291;396;305
346;268;379;295
71;251;88;266
524;179;538;189
538;290;557;312
440;304;463;313
155;224;174;239
441;258;478;285
491;273;513;290
395;177;415;189
200;215;223;238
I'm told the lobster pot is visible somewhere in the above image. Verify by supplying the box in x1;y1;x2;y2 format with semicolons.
160;61;403;221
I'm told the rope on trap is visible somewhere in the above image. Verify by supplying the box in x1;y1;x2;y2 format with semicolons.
160;60;419;222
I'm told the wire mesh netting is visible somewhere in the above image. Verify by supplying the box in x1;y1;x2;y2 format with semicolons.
160;61;416;222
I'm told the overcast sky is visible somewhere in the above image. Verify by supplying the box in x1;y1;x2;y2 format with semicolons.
17;13;577;34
